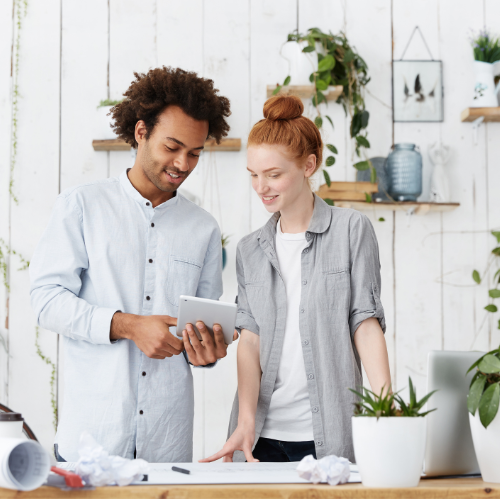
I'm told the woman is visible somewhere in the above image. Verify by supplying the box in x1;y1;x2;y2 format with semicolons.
202;95;391;463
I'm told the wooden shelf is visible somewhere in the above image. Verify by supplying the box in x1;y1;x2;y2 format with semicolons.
332;200;460;215
92;139;131;151
267;85;343;101
461;107;500;122
92;138;241;152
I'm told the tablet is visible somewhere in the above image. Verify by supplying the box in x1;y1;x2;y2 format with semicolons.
177;295;237;345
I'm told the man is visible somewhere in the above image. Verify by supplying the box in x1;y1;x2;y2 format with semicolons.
30;67;234;462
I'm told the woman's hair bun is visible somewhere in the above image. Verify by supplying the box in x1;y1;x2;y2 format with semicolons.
263;94;304;121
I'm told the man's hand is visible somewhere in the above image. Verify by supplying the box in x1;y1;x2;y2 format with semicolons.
110;312;183;359
181;322;238;366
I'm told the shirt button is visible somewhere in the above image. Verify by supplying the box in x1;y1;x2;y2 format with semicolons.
139;410;144;415
151;223;155;227
146;296;151;301
312;406;319;413
308;373;314;380
316;440;323;446
303;340;309;345
302;280;307;285
306;232;311;239
142;372;146;376
300;309;305;313
146;202;150;206
303;248;309;254
149;259;153;263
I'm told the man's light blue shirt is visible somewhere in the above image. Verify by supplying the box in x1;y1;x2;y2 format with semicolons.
29;169;223;462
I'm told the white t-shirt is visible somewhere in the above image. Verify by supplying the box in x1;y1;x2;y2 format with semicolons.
260;219;314;442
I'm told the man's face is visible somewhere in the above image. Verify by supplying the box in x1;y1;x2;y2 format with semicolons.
137;106;209;193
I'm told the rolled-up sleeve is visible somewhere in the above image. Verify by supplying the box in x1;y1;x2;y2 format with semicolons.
29;194;118;345
235;245;260;336
348;213;386;337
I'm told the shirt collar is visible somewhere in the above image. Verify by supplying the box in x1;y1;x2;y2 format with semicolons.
257;193;332;243
119;169;179;210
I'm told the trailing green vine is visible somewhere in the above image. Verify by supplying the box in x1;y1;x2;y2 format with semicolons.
10;0;28;204
35;327;58;431
472;230;500;331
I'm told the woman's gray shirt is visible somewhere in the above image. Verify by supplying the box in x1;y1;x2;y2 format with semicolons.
228;195;386;462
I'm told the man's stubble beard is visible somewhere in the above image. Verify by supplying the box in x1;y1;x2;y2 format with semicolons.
141;139;188;193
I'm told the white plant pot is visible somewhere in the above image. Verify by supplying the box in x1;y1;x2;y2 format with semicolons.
97;105;117;139
471;60;500;107
280;41;318;86
469;410;500;482
352;416;426;488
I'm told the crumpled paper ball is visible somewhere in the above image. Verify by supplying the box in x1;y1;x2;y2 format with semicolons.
296;454;350;486
75;432;149;487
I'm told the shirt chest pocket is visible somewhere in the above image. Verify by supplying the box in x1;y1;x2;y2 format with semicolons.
320;268;351;311
166;256;202;307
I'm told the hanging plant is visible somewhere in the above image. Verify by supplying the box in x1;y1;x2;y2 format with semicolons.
10;0;28;204
472;230;500;331
283;28;375;189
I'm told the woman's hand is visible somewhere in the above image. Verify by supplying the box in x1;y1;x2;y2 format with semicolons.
199;422;259;463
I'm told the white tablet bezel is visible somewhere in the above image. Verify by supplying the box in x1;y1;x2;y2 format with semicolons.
177;295;237;345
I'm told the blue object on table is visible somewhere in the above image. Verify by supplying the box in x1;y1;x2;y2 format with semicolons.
356;157;390;201
386;143;422;201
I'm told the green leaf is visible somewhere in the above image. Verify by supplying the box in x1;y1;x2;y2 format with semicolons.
317;54;336;72
494;269;500;283
472;270;481;284
325;156;336;167
272;85;282;96
326;143;338;154
378;217;385;222
353;160;370;171
478;383;500;428
360;110;369;128
356;136;370;148
323;169;331;187
478;354;500;373
314;116;323;129
365;192;372;203
486;304;499;313
489;289;500;299
324;198;335;206
466;349;499;374
302;45;315;53
344;49;354;62
492;231;500;243
316;79;328;91
492;247;500;256
498;319;500;330
325;115;334;129
370;167;377;184
468;374;487;415
283;75;291;86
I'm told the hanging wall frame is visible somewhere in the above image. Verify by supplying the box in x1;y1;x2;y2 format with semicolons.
393;27;444;122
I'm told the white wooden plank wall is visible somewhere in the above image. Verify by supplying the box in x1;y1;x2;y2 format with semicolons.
0;0;499;459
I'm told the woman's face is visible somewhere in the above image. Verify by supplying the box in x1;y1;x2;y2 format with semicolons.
247;144;314;213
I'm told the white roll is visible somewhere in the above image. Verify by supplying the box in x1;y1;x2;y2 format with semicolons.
0;438;51;491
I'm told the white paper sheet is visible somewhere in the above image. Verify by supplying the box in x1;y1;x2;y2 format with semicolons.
58;461;361;485
141;462;361;485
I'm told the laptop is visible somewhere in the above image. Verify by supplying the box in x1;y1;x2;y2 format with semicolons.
424;350;484;476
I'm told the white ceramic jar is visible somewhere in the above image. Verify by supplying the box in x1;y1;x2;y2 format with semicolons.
0;413;23;439
469;410;500;483
352;416;427;488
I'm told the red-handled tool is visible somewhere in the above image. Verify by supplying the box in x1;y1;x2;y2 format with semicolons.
50;467;84;488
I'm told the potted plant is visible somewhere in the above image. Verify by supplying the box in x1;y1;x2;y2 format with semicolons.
350;378;436;488
221;234;229;270
96;99;122;139
467;347;500;482
469;29;500;107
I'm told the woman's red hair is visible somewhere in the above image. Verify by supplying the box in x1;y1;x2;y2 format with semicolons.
247;94;323;173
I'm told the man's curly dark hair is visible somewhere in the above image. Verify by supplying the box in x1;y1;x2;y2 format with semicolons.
111;67;231;148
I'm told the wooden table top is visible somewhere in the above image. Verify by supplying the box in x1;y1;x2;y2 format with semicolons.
0;477;499;499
